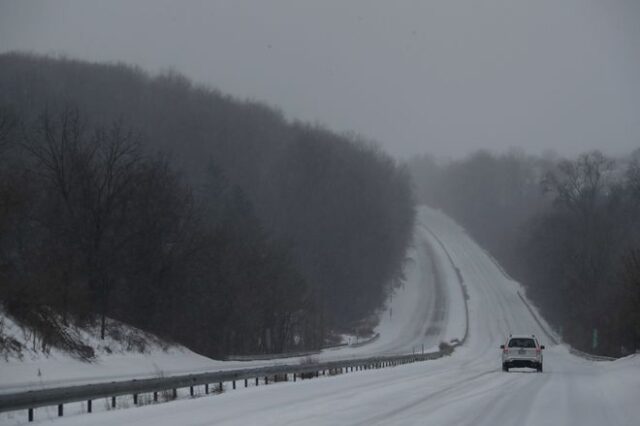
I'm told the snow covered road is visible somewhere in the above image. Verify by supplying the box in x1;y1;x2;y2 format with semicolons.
6;207;640;425
29;345;638;426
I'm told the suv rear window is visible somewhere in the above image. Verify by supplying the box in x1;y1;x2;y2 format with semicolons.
508;338;536;348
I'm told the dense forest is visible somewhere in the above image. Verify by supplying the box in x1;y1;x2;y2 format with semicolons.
409;149;640;357
0;53;415;358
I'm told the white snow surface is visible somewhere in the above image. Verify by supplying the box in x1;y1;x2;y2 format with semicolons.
0;315;222;395
3;206;640;425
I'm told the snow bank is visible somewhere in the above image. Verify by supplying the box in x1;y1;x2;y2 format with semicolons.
0;312;221;395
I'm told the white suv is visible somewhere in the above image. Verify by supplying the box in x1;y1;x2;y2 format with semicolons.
501;335;544;372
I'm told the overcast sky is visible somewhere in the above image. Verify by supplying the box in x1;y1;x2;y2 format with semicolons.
1;0;638;159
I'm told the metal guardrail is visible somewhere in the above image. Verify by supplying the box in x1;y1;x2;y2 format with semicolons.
0;347;454;421
225;350;319;361
349;333;380;348
569;347;616;362
516;291;559;346
421;224;469;345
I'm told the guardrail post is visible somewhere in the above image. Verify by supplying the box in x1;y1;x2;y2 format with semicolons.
255;377;259;386
190;386;194;397
133;394;138;405
233;380;236;390
219;382;223;392
58;404;63;417
112;396;116;408
245;378;248;388
28;408;33;422
205;384;209;394
172;389;177;399
88;399;92;413
265;376;269;385
293;373;297;382
154;391;158;401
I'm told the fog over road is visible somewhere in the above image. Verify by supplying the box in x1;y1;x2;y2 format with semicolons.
41;208;640;426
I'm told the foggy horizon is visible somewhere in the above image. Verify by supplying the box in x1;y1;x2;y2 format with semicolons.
1;0;639;160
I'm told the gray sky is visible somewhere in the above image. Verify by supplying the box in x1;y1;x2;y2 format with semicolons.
1;0;639;159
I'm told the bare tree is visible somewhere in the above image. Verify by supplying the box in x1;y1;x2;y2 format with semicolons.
542;151;614;217
0;106;16;152
23;108;142;338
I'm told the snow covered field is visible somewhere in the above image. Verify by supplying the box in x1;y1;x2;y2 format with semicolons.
2;206;639;425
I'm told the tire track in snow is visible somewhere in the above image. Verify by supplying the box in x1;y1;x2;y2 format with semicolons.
351;369;497;426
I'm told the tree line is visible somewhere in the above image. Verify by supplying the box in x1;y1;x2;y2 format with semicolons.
0;53;415;358
409;149;640;356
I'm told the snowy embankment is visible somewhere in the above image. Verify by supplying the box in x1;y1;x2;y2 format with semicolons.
0;315;222;395
0;206;466;396
17;205;638;426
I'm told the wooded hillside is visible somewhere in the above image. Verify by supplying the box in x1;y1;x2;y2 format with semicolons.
0;53;415;358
